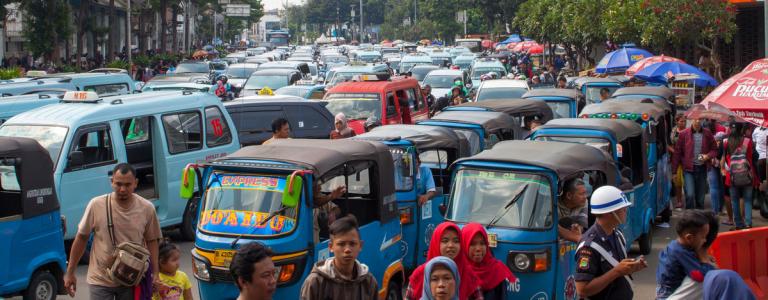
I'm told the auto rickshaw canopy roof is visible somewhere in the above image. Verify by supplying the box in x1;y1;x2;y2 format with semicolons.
0;137;58;219
426;110;517;134
534;118;643;142
580;98;670;120
454;140;619;185
356;124;472;157
452;98;555;123
611;86;675;100
573;76;623;88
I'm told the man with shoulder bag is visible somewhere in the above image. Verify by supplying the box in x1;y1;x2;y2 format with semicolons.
64;163;162;299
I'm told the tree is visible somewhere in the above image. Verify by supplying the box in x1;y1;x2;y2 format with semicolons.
21;0;72;64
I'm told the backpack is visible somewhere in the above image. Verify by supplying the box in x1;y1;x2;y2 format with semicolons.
730;139;753;187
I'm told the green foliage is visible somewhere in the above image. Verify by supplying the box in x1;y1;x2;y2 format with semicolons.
60;65;77;73
0;67;21;80
106;60;131;70
20;0;72;62
133;55;152;68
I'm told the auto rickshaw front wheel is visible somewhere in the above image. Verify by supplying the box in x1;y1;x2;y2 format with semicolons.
180;196;201;241
386;280;403;300
23;270;57;300
638;221;653;255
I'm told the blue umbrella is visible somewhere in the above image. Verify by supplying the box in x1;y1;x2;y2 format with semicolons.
498;34;522;45
595;47;654;74
634;61;718;87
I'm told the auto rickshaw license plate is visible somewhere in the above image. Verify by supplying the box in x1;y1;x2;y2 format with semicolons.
487;233;498;248
214;250;236;267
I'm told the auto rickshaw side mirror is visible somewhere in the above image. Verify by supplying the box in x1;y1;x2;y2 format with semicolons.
67;151;85;169
179;165;196;199
438;203;447;216
282;173;303;208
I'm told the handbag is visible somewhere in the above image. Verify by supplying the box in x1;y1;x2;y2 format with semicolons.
105;194;151;287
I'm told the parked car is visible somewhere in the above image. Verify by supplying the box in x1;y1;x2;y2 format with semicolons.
241;69;303;96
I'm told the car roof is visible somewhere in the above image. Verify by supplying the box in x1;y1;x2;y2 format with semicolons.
535;118;643;141
480;79;528;89
472;60;504;67
327;77;418;93
455;140;619;183
426;69;464;76
574;77;623;87
249;69;299;76
227;63;260;69
225;95;309;105
6;91;220;127
523;88;584;99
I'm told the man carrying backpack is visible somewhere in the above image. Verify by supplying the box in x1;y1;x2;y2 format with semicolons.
672;118;717;210
721;122;759;230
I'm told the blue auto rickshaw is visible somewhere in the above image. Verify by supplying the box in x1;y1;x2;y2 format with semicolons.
444;98;553;139
579;99;673;226
355;124;472;269
572;77;624;105
530;118;656;254
444;140;622;300
418;110;517;153
522;88;586;119
0;137;66;300
611;86;678;115
183;139;406;300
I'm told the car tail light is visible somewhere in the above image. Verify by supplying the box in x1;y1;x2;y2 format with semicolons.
507;249;550;273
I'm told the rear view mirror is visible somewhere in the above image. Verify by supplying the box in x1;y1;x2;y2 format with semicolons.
401;155;413;177
68;151;84;169
282;173;303;208
180;165;196;199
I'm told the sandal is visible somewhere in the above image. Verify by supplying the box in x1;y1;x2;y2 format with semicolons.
721;220;734;226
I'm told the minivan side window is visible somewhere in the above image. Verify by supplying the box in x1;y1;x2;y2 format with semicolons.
68;125;116;170
386;92;397;117
204;106;233;147
83;83;130;96
0;164;20;218
162;111;202;154
284;106;326;130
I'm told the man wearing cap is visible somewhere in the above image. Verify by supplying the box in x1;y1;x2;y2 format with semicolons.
521;115;543;138
574;186;647;300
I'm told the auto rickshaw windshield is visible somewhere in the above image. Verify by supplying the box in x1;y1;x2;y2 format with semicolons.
199;173;298;236
546;102;571;119
535;136;612;157
447;169;553;229
585;86;619;103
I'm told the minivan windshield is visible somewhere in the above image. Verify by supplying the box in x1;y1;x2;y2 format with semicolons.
324;93;382;120
225;67;258;79
0;125;68;165
175;63;210;73
199;173;298;236
423;75;462;89
447;169;553;229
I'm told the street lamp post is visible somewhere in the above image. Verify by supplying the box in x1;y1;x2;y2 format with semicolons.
360;0;363;43
127;0;132;64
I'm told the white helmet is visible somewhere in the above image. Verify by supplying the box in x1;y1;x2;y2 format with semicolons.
590;185;631;214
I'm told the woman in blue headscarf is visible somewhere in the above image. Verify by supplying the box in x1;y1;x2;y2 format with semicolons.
421;256;460;300
703;269;756;300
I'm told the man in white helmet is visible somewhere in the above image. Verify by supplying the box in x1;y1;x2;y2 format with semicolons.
574;185;647;300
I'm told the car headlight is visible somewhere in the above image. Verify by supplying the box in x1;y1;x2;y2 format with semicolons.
514;253;530;271
192;255;211;281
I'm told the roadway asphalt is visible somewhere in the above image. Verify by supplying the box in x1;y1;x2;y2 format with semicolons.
6;206;766;300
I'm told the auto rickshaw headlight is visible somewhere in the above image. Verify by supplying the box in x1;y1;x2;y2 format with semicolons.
513;253;530;271
192;256;211;281
276;263;296;283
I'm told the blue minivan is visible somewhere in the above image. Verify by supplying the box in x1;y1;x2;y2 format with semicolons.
0;72;135;96
0;90;240;241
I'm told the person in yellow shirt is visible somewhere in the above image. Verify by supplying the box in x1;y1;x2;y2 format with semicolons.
153;240;193;300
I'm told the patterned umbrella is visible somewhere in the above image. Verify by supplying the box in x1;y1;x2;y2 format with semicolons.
742;58;768;73
596;47;653;74
625;55;684;76
702;67;768;127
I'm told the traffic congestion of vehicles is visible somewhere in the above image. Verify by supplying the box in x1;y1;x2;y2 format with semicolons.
1;37;766;300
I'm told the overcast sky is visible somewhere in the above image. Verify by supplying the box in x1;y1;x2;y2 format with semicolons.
262;0;304;11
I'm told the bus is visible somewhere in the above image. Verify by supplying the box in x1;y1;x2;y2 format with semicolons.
266;30;290;47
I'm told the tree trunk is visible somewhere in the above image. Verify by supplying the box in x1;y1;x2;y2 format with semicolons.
711;39;723;82
108;0;115;61
171;5;178;53
76;0;89;69
159;0;167;53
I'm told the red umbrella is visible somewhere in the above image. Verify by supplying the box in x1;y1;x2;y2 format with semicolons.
527;44;544;54
481;39;493;49
505;42;519;50
742;58;768;73
625;55;684;76
702;68;768;127
512;41;538;53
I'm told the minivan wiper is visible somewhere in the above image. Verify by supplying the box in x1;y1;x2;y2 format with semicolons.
487;183;529;228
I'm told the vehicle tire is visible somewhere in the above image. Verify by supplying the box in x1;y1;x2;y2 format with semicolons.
760;191;768;219
23;270;57;300
386;279;403;300
638;222;653;255
180;196;200;241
